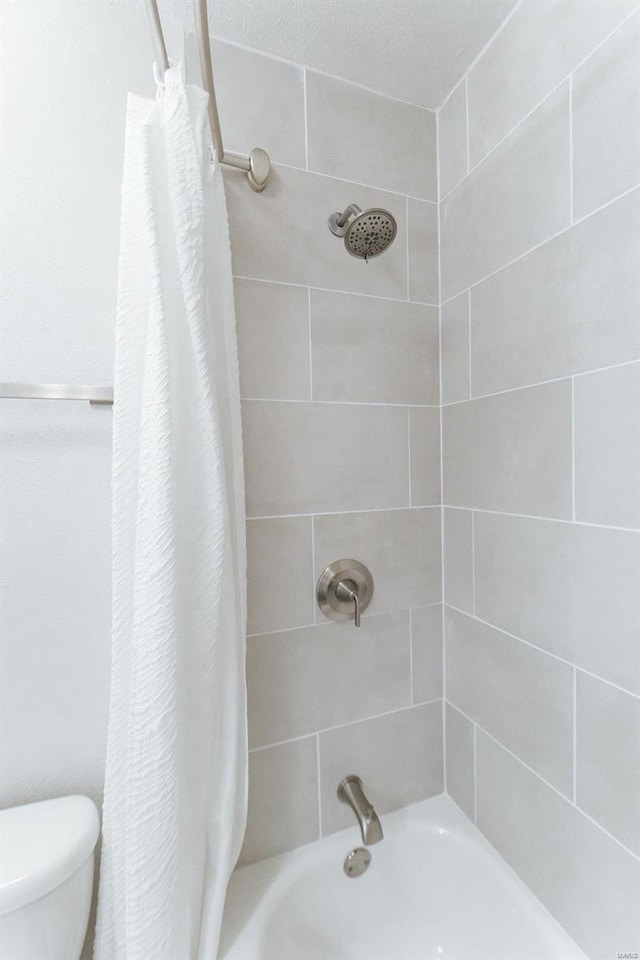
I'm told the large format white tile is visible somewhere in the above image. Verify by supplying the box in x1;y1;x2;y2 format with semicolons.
225;164;407;300
235;279;309;401
470;189;640;395
441;84;571;300
314;508;442;617
240;738;318;866
572;11;640;220
445;702;475;822
467;0;638;166
407;199;439;304
319;703;444;836
310;290;438;404
443;381;573;518
247;517;314;635
474;512;640;694
306;70;437;199
443;509;473;613
208;40;306;168
438;81;468;199
242;401;409;517
247;612;411;748
441;291;470;404
409;407;441;507
577;671;640;856
575;362;640;530
446;608;573;796
411;605;443;704
476;731;640;960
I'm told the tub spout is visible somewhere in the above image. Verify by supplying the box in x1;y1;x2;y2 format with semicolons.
337;775;383;845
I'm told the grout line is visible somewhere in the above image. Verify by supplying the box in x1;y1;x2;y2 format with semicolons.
471;511;476;616
438;74;465;113
247;502;637;533
466;289;472;398
315;733;322;837
434;0;526;112
442;698;448;794
310;514;317;623
568;73;574;225
250;731;324;753
435;92;441;202
405;195;411;299
407;406;413;506
409;608;415;704
307;287;313;400
248;698;444;755
434;0;523;112
248;505;440;521
303;64;439;113
302;68;309;171
473;722;478;824
437;137;449;795
438;73;569;205
444;603;640;702
436;125;447;789
459;719;640;864
572;667;578;804
464;75;471;173
454;0;525;95
242;396;440;408
273;159;437;206
450;724;613;941
215;35;438;113
571;376;576;521
443;503;639;534
247;601;444;639
439;182;639;302
442;358;640;407
233;273;439;307
437;3;639;201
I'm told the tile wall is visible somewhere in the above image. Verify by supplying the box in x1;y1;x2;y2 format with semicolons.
211;43;444;867
438;3;640;957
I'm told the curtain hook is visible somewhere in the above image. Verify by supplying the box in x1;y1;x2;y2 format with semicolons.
153;61;166;92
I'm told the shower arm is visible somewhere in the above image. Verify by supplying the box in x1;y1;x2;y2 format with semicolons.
331;204;362;236
336;204;362;227
144;0;271;192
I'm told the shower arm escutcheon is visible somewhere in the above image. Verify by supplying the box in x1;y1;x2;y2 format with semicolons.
316;559;374;629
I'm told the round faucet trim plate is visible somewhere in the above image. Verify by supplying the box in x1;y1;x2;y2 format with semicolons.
316;559;374;624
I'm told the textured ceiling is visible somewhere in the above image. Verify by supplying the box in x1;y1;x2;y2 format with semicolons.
203;0;519;109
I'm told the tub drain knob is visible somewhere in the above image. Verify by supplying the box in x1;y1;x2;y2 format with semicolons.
343;847;371;878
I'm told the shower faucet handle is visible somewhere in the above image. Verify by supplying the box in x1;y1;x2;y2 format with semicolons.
316;560;373;629
335;579;361;627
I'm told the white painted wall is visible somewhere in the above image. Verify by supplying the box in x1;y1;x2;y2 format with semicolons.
0;0;192;808
2;0;147;809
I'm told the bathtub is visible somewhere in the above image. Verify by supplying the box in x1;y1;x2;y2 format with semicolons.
219;794;586;960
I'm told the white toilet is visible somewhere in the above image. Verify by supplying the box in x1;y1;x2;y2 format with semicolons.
0;795;100;960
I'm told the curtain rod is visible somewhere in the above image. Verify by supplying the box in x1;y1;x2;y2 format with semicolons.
145;0;271;193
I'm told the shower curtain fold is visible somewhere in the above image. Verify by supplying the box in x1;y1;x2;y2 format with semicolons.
95;66;247;960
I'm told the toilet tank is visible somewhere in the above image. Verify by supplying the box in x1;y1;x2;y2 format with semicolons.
0;796;100;960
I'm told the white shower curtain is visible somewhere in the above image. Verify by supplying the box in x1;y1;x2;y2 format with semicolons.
95;66;247;960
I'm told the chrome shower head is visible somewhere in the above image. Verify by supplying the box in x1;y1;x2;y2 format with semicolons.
328;204;397;260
